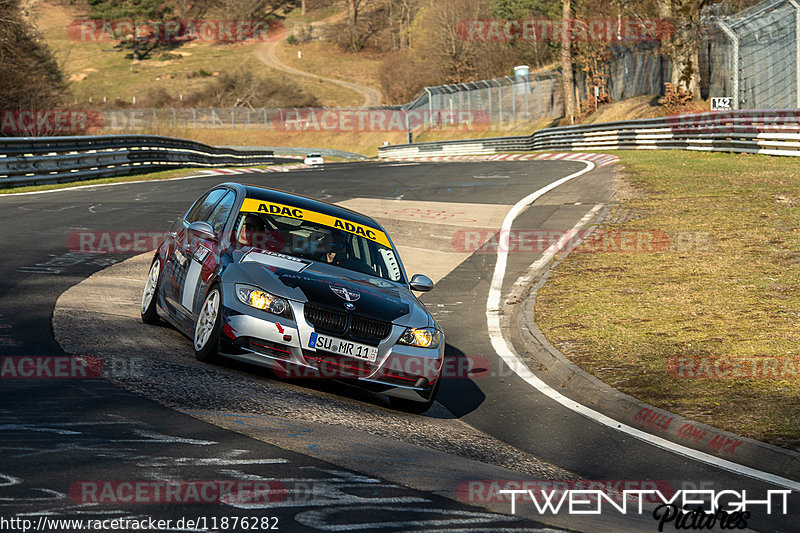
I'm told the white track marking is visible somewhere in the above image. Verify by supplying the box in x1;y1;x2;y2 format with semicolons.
486;161;800;491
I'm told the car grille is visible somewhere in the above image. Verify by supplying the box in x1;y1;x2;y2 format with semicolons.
304;304;347;335
351;316;392;340
304;304;392;344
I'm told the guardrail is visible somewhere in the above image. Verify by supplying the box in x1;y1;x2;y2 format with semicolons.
378;110;800;159
0;135;280;188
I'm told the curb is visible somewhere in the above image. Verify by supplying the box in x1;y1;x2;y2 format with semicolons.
505;197;800;484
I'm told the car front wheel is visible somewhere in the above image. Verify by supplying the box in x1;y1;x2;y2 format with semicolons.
141;257;161;324
194;286;222;363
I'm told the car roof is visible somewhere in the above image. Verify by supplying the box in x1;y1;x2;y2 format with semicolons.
230;182;384;231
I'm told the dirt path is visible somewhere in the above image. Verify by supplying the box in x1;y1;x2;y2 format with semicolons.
254;38;382;106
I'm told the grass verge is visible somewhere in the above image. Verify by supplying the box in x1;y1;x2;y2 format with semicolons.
535;150;800;450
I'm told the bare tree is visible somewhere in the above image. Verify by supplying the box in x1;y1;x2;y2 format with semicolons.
345;0;370;50
561;0;576;123
657;0;707;98
0;0;67;114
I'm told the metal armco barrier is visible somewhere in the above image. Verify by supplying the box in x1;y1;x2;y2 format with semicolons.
378;110;800;159
0;134;281;188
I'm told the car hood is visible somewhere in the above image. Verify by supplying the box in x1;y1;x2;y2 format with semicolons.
226;250;431;327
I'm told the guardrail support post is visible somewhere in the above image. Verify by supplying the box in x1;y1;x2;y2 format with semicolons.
716;19;740;110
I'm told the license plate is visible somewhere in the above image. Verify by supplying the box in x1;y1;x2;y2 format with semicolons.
308;332;378;362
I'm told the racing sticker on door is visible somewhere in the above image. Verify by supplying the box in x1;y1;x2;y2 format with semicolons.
181;244;211;312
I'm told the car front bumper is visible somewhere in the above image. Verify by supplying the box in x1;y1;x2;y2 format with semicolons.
217;283;444;403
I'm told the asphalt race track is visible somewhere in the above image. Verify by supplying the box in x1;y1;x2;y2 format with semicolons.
1;161;797;532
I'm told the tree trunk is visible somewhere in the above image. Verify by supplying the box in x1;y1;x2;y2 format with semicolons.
301;0;306;16
348;0;358;51
658;0;701;98
561;0;575;123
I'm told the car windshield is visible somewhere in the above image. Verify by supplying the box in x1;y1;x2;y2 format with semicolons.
234;204;404;283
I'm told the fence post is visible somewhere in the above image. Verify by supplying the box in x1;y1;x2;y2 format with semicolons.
536;74;541;116
716;19;739;110
485;81;493;125
789;0;800;107
425;87;433;129
498;81;503;123
525;72;529;118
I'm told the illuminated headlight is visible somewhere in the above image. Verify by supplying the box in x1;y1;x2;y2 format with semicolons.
398;327;441;348
236;284;291;318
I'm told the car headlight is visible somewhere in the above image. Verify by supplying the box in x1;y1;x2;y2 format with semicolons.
398;327;441;348
236;284;292;318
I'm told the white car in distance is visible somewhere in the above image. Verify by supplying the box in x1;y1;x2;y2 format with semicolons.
304;153;324;165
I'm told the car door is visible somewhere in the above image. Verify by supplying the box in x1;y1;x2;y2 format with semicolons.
183;189;238;326
161;188;230;330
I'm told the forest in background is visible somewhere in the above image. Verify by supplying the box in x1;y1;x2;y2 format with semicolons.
0;0;763;114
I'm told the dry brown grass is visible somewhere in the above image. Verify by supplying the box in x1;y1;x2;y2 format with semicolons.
536;150;800;449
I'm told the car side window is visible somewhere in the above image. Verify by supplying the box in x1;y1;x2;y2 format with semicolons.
186;189;227;224
207;191;236;234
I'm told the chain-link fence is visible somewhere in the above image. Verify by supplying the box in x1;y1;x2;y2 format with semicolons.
403;72;563;126
703;0;800;109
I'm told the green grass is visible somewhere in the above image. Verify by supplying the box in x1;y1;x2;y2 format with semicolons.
535;150;800;449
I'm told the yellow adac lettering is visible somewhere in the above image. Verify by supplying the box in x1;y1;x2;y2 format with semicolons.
257;203;268;212
334;219;345;230
366;229;376;240
292;208;303;218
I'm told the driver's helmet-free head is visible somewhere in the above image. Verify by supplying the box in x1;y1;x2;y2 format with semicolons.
310;229;346;260
238;214;266;246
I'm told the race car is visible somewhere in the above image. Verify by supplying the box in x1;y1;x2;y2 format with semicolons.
303;153;324;165
140;182;444;412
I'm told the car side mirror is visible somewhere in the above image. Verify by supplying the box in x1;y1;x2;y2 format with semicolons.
409;274;434;292
187;221;216;241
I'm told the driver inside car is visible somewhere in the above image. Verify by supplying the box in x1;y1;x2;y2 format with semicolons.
238;214;267;247
311;230;347;265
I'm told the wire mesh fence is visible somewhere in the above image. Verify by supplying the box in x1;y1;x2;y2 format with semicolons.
703;0;800;109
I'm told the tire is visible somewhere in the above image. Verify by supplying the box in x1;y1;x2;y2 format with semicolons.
140;257;162;325
194;285;222;363
390;378;440;414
